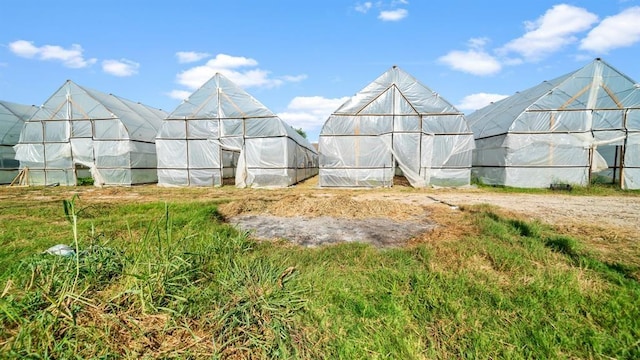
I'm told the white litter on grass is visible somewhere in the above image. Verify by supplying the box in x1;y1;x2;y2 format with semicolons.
44;244;75;256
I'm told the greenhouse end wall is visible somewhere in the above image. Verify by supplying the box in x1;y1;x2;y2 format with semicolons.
318;131;473;188
156;73;318;188
318;66;474;188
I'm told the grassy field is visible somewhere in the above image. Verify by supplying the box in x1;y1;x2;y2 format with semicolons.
0;185;638;359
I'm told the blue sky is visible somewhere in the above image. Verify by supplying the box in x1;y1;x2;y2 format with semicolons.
2;0;640;142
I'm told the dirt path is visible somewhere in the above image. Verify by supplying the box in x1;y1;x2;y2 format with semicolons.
356;190;640;234
441;192;639;231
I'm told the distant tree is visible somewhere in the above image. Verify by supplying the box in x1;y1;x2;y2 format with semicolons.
294;127;307;138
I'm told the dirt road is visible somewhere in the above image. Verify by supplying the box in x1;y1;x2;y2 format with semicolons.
356;190;640;233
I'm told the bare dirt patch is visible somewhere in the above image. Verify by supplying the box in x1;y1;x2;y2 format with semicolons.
230;215;434;247
219;194;437;247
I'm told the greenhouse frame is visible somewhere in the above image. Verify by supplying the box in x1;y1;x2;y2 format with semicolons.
14;80;166;186
318;66;474;188
468;58;640;189
156;73;318;187
0;101;37;184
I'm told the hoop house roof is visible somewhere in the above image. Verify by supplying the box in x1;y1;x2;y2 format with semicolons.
331;66;459;116
319;66;474;188
169;74;275;119
157;73;318;187
0;101;37;184
31;80;164;142
0;101;37;146
469;58;640;139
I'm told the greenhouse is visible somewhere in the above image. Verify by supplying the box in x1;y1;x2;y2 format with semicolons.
156;73;318;187
0;101;37;184
318;65;474;187
14;80;166;186
468;58;640;189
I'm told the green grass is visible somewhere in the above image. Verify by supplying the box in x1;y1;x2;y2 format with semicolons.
472;176;640;196
0;193;638;359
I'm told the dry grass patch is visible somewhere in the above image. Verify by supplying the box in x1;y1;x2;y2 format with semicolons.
76;309;214;358
219;194;428;221
217;199;271;217
410;204;480;244
553;222;640;273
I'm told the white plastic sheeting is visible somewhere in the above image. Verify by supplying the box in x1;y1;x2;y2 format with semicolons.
0;101;37;184
318;66;474;188
156;73;318;188
468;58;640;189
14;80;166;186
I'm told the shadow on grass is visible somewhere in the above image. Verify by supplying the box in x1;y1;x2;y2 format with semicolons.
480;207;639;284
544;235;639;283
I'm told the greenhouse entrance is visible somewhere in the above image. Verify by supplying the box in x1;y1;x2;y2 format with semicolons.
74;164;94;186
590;145;624;186
221;149;240;186
392;161;411;186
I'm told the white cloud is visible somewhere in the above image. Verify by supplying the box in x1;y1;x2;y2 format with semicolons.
8;40;39;58
499;4;598;61
207;53;258;68
8;40;97;68
175;54;263;89
456;93;509;112
355;2;372;13
278;96;349;133
102;59;140;77
281;74;308;82
357;1;409;22
175;53;305;90
378;8;408;21
178;66;280;89
468;37;490;49
438;49;502;76
580;7;640;53
176;51;211;63
167;89;192;101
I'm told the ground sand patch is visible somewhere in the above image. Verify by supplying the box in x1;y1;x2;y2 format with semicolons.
220;194;438;247
230;215;435;247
